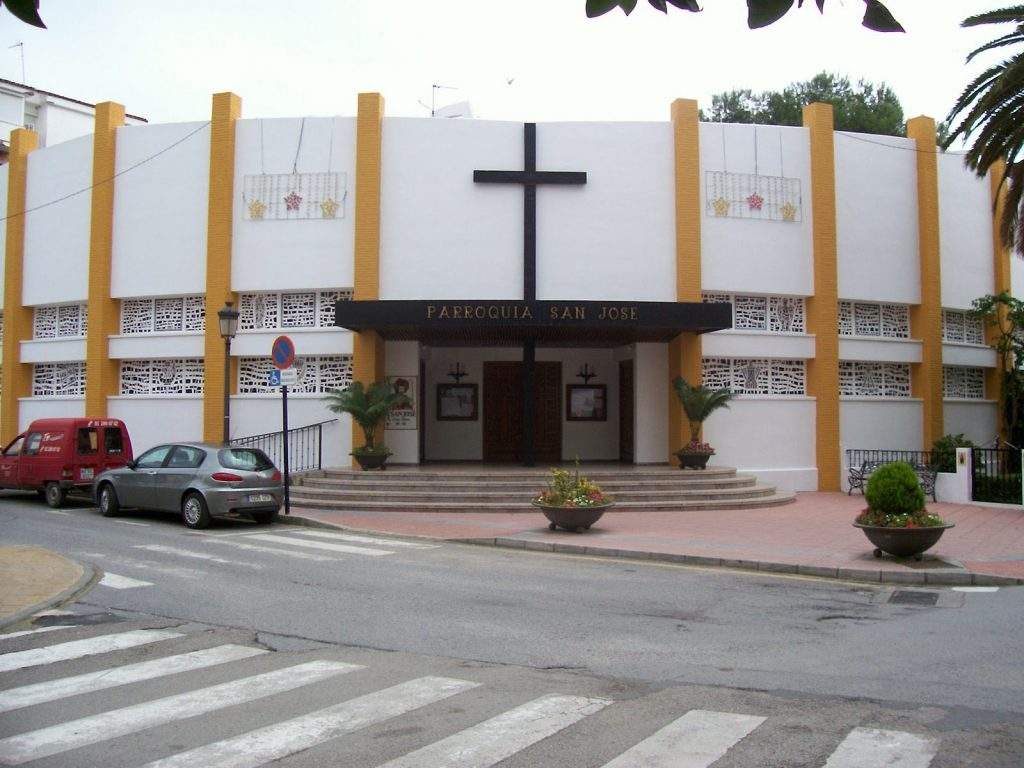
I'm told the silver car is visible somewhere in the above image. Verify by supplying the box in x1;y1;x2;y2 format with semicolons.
93;443;284;529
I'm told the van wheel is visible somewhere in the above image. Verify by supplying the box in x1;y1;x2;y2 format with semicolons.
44;482;66;509
98;484;120;517
182;492;210;530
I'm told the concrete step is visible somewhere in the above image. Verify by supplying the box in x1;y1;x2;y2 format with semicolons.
288;484;777;503
295;475;759;492
313;466;740;482
288;492;796;513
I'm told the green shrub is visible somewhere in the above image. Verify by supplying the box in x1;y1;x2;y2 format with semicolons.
929;433;974;473
865;461;925;516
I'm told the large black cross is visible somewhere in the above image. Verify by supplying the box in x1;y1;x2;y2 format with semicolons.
473;123;587;466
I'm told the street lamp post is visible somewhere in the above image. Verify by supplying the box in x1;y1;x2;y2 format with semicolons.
217;301;240;445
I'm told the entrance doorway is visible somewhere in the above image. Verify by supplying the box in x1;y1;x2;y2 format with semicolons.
482;361;561;462
619;359;634;462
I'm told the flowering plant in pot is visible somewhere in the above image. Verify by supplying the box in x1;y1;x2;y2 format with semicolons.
323;381;410;471
532;464;613;533
672;377;733;469
853;461;954;559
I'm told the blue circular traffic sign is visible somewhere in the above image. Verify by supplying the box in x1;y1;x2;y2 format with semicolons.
271;335;296;370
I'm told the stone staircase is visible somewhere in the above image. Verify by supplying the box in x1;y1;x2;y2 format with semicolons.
289;465;795;513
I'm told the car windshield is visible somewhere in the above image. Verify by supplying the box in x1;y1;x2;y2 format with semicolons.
218;448;274;472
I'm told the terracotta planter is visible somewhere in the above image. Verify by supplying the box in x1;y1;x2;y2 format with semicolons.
853;522;955;560
532;501;613;533
675;450;712;470
352;451;391;471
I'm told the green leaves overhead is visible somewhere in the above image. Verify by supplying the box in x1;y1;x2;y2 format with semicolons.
1;0;45;28
585;0;902;32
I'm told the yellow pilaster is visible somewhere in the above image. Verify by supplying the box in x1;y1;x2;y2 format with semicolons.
351;93;386;462
988;159;1011;436
668;98;702;460
202;92;242;442
907;116;944;448
803;103;840;491
1;129;37;443
84;102;126;417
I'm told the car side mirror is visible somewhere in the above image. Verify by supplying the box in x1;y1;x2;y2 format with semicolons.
126;460;137;470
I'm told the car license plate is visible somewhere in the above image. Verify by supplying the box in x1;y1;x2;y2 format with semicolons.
248;493;273;503
80;468;94;480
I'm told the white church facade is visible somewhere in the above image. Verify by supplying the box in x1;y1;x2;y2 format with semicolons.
0;92;1016;492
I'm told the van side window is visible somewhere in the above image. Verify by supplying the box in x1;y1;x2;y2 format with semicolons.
23;433;43;456
104;428;124;455
77;428;98;455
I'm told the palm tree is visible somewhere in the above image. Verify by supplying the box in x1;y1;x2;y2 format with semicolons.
323;381;410;453
672;377;734;443
944;5;1024;253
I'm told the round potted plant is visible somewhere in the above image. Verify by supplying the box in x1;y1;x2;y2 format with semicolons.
323;381;410;471
672;377;733;470
853;461;955;560
532;465;613;533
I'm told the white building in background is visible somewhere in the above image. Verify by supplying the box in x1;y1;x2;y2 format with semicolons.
0;91;1017;492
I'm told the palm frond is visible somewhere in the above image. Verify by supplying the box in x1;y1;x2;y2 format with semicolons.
961;6;1024;29
966;30;1024;63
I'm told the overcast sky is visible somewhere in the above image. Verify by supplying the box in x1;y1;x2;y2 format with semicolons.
0;1;1005;127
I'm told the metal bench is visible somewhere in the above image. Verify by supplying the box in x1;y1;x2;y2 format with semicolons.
847;460;937;502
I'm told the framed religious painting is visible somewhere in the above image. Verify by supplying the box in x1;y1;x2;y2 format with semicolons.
566;384;607;422
437;383;478;421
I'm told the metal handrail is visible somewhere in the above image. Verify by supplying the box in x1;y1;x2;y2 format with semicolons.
230;419;338;474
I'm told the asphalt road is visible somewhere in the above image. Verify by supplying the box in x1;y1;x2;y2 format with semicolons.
2;492;1023;766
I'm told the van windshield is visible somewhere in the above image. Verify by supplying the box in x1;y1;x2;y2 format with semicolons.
218;448;274;472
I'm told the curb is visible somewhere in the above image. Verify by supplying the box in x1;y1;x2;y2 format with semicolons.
285;514;1024;588
0;557;99;633
281;513;454;545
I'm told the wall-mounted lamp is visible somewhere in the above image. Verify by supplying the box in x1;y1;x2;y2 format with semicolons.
447;362;468;382
576;364;597;383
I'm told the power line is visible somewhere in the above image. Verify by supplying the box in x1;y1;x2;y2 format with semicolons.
1;120;211;223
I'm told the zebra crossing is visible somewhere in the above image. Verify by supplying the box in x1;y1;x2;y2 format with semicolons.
0;621;942;767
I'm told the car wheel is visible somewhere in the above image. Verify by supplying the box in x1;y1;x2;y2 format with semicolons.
181;492;211;530
251;511;277;525
44;482;66;509
98;483;120;517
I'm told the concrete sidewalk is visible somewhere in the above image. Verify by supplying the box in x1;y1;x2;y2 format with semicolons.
289;492;1024;587
0;546;96;631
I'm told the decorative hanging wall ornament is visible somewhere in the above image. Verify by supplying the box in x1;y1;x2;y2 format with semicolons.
706;171;802;223
746;192;764;211
780;201;798;222
284;190;303;211
712;197;730;217
247;199;267;220
320;197;340;219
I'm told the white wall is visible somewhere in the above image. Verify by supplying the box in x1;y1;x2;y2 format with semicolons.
381;118;524;300
702;398;818;492
634;343;668;463
230;396;350;469
423;346;620;462
939;152;995;309
232;117;355;292
20;338;86;363
836;132;920;304
39;101;95;147
700;123;814;296
112;122;210;298
18;397;84;431
703;330;815;360
840;399;923;451
536;122;675;301
944;401;998;446
107;397;203;454
839;338;921;364
384;341;420;463
22;135;92;305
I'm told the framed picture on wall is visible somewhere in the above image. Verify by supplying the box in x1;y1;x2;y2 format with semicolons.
566;384;607;422
437;383;478;421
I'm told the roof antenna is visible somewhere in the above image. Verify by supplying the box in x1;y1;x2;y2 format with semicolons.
8;42;24;83
418;83;458;117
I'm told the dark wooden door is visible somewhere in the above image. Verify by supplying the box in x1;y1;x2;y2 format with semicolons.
483;361;561;463
619;360;634;463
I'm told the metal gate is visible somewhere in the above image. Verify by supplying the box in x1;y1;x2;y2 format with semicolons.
971;448;1023;504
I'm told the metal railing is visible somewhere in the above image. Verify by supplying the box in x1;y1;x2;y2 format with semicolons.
231;420;337;474
971;447;1023;504
846;449;933;469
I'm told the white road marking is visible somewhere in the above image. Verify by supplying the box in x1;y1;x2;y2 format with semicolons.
246;533;393;557
46;509;71;516
0;626;68;641
601;709;766;767
380;694;612;768
203;538;336;562
80;554;203;581
0;644;267;713
133;544;261;569
141;676;479;768
952;586;1000;593
824;727;937;768
112;520;149;526
33;609;74;616
0;629;181;673
0;660;361;765
285;529;439;549
99;572;154;589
